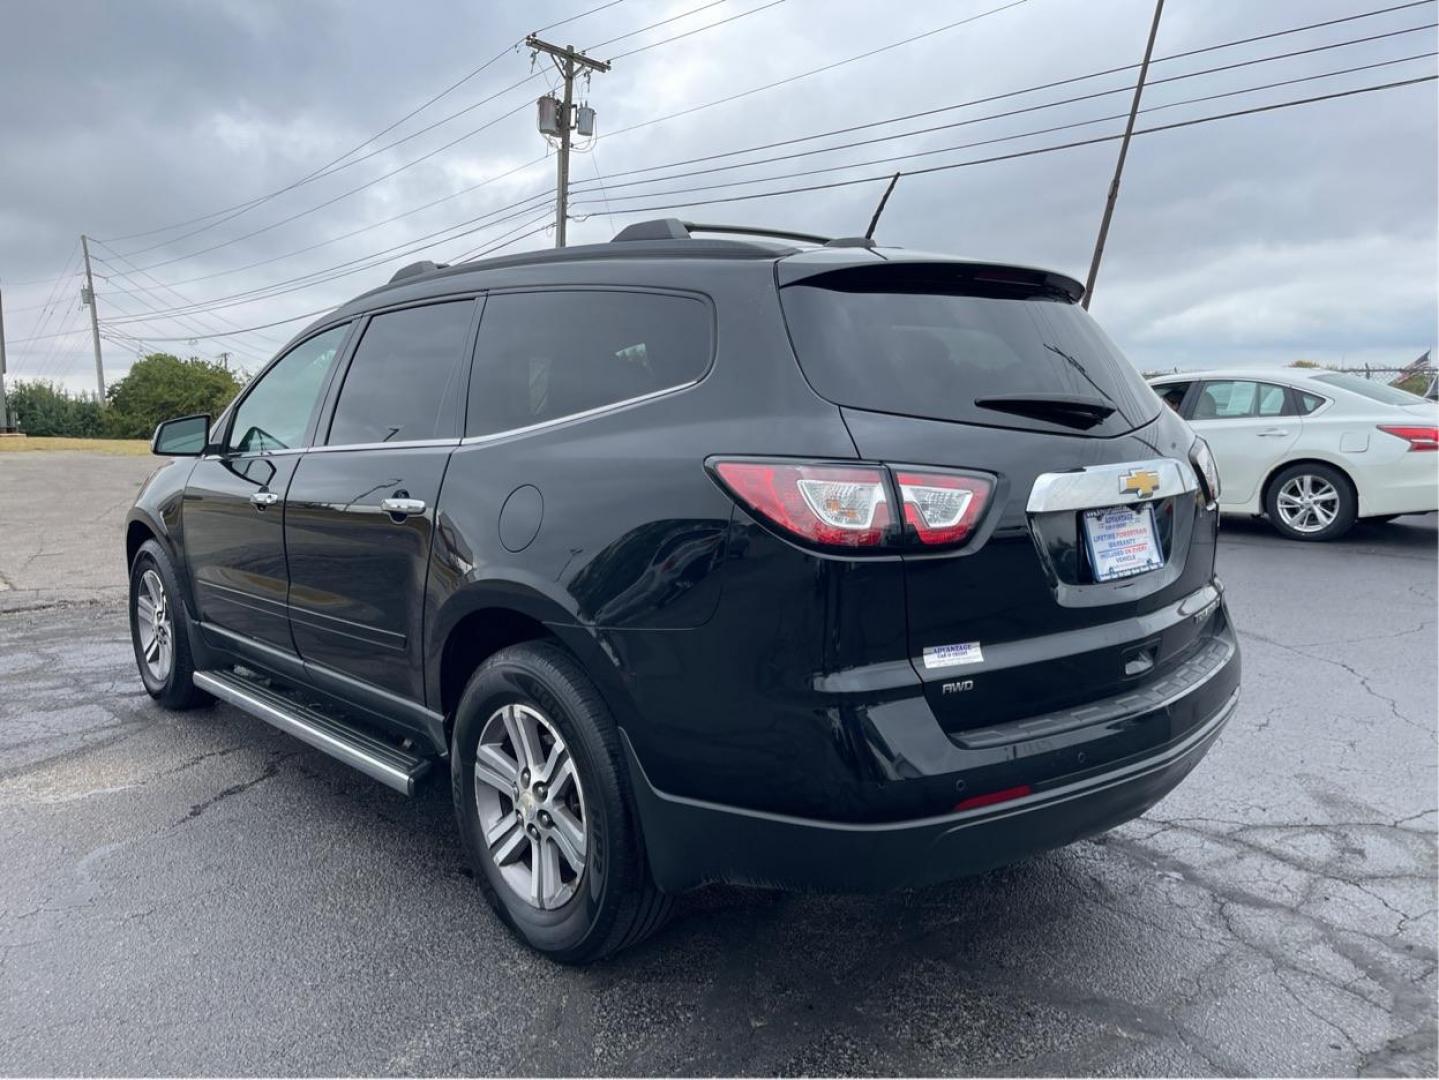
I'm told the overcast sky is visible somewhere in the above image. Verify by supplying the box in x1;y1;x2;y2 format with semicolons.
0;0;1434;392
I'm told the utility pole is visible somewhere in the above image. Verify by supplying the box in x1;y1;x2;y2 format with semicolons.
0;282;13;432
80;234;105;400
218;351;231;371
526;36;609;247
1081;0;1164;310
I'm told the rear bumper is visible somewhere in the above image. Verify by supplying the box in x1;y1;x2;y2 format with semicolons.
1356;457;1438;516
625;654;1239;893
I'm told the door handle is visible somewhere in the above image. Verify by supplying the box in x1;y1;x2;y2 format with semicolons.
380;497;426;517
250;490;280;508
1256;428;1291;437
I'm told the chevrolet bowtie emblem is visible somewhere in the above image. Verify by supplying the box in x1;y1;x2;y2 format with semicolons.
1119;468;1162;499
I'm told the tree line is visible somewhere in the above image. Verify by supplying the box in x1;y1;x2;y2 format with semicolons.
4;354;245;439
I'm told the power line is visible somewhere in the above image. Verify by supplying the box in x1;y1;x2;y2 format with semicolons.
569;75;1436;219
97;153;554;297
604;0;1031;140
102;0;1024;272
571;3;1439;187
97;0;1434;312
91;240;288;349
98;0;631;247
588;0;727;50
574;57;1436;209
128;215;557;342
93;28;1436;327
100;190;557;325
62;0;1434;335
103;0;767;265
99;72;1437;341
565;31;1438;200
609;0;789;60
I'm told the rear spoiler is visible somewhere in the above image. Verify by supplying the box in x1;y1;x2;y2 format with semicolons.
776;255;1085;303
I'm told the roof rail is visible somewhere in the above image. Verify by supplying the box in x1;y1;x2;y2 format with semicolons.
611;219;831;245
389;259;446;284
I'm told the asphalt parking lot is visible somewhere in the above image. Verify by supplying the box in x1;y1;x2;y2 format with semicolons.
0;453;1435;1076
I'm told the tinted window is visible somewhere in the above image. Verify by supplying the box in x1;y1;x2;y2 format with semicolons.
779;267;1158;436
467;290;711;437
1297;391;1326;414
229;324;348;453
1312;371;1426;405
327;300;474;446
1193;380;1289;420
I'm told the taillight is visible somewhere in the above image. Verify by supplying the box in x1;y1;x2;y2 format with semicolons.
895;470;992;546
711;460;892;548
1190;436;1221;504
1378;424;1439;452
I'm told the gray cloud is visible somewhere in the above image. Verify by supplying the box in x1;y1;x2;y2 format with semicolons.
0;0;1433;387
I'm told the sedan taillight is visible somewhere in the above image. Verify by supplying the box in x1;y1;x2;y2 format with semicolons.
1377;424;1439;452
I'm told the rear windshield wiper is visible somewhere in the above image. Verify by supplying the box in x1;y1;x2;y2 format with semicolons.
973;393;1117;430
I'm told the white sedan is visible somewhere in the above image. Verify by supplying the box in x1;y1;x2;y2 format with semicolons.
1148;368;1438;541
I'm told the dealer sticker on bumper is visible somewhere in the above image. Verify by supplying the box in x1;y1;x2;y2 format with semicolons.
923;641;984;669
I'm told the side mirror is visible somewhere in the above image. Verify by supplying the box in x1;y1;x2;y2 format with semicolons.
151;414;210;457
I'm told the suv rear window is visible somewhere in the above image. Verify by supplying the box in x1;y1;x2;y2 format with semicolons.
779;266;1159;436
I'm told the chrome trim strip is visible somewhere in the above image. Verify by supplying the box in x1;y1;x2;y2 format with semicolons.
1027;457;1198;513
308;437;460;454
193;671;420;795
459;380;700;447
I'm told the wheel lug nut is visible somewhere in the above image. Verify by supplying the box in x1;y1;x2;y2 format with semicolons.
539;811;551;826
534;783;546;799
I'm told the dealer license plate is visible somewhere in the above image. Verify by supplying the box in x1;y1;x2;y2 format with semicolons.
1082;505;1164;582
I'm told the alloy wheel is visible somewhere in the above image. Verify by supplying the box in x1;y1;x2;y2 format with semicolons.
135;568;174;683
1275;474;1340;534
473;702;588;910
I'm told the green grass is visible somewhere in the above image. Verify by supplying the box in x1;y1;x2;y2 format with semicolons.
0;435;152;455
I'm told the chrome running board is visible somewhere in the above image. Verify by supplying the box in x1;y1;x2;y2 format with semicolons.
193;669;432;795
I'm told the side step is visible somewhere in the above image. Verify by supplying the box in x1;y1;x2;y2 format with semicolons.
193;669;433;795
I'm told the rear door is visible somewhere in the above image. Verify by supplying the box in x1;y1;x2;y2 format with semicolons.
1185;379;1300;506
778;261;1218;734
183;323;351;655
284;297;479;709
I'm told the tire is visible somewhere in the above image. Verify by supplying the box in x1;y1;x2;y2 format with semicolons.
128;539;211;709
451;641;671;964
1265;463;1357;542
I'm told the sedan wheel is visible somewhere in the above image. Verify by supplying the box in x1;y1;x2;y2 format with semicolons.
1275;473;1340;535
472;702;588;911
1265;462;1356;541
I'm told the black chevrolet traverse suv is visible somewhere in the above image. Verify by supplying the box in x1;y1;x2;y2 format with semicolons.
126;219;1240;962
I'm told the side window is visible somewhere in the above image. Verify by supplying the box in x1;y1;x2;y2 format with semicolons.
1194;380;1289;420
467;290;712;437
1153;381;1191;413
1297;391;1326;415
1255;383;1288;416
327;300;474;446
228;324;348;453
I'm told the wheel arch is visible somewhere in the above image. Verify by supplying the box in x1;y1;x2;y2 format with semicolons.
429;580;641;743
1260;455;1358;517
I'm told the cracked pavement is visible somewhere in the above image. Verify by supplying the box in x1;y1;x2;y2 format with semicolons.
0;454;1434;1075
